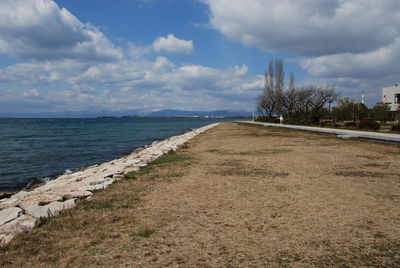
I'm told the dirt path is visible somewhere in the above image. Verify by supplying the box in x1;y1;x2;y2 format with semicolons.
1;122;400;267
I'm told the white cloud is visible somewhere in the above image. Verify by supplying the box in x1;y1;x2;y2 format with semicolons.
0;0;121;61
153;34;194;54
300;38;400;79
203;0;400;56
0;0;262;113
203;0;400;104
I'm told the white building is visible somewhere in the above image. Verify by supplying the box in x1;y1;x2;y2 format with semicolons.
382;84;400;111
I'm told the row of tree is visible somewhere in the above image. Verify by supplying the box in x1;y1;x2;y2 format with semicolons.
256;59;396;124
257;60;339;123
332;98;393;124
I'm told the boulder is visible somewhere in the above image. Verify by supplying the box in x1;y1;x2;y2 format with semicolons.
0;207;22;226
24;200;66;219
0;234;14;246
0;214;37;235
0;196;21;210
17;192;63;210
62;199;77;210
0;214;37;246
125;159;140;166
60;190;92;199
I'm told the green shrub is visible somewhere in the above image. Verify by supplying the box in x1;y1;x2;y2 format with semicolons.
358;120;380;130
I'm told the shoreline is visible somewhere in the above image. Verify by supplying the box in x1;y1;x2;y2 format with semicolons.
0;123;219;246
1;122;400;266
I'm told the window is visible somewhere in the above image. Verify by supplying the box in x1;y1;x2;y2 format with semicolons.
395;93;400;104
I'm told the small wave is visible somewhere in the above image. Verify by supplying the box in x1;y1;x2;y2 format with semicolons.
65;169;73;174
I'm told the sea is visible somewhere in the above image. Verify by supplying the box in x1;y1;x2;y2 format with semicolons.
0;117;233;193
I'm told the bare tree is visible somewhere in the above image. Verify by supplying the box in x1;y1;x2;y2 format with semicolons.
257;89;276;117
281;72;298;118
256;59;339;123
257;59;285;117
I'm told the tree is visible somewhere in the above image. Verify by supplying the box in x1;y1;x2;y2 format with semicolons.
257;59;285;117
256;59;338;124
370;102;391;124
332;98;357;121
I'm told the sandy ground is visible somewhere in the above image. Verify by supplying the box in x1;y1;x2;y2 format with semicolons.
1;122;400;267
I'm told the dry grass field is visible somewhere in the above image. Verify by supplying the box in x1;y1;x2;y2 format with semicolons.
1;122;400;267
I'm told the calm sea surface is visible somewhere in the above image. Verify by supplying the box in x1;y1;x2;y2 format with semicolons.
0;117;232;192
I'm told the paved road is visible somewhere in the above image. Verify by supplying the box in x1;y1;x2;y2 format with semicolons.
238;121;400;144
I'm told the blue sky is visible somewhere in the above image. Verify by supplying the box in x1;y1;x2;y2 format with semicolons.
0;0;399;114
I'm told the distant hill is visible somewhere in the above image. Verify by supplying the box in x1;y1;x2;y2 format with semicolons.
147;109;251;117
0;109;251;118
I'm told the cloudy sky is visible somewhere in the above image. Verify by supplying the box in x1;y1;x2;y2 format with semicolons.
0;0;399;114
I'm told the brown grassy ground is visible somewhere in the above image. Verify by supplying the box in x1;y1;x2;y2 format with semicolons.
1;122;400;267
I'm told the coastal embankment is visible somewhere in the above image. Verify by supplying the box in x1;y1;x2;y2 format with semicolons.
0;123;219;246
1;122;400;267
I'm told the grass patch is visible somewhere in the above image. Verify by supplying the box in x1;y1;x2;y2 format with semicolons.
125;151;194;180
152;151;194;165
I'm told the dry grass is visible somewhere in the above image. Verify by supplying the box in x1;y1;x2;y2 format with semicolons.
1;122;400;267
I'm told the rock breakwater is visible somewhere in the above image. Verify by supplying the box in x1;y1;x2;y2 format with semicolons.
0;123;219;246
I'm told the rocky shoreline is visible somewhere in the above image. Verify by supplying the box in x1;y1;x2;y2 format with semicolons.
0;123;219;246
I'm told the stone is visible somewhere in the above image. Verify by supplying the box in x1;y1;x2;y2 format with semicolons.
24;204;52;219
0;214;37;235
61;190;92;199
113;174;125;181
125;159;140;166
17;192;63;210
0;234;14;246
24;200;73;219
62;199;76;210
79;183;105;192
0;197;20;210
0;207;22;226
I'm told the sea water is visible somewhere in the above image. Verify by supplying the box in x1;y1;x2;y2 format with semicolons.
0;117;232;192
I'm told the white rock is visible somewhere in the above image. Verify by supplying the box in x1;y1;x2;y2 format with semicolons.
125;159;140;166
17;192;63;209
79;183;105;192
0;207;22;226
61;190;92;199
0;214;37;235
0;233;14;246
24;204;52;219
62;199;76;210
24;200;74;219
0;197;20;210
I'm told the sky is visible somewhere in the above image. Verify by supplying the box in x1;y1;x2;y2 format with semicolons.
0;0;399;114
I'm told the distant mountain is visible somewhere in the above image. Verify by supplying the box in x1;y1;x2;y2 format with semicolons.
0;109;251;118
147;109;251;117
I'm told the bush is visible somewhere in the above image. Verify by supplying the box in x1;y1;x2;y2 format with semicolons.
344;121;357;127
358;120;380;130
320;120;337;127
256;116;280;123
391;123;400;132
